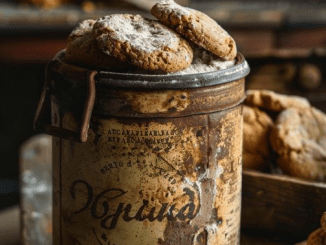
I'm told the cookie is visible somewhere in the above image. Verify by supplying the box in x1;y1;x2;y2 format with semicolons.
298;63;322;91
243;106;273;170
67;19;96;42
65;19;133;71
53;49;66;62
92;14;193;72
151;0;236;60
321;212;326;233
245;90;311;112
270;107;326;181
307;228;326;245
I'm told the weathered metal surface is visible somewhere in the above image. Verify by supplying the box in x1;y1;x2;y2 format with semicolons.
95;79;245;118
20;134;53;245
55;107;243;245
42;51;248;245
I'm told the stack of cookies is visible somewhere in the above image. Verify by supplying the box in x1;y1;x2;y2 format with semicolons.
64;0;237;74
243;90;326;183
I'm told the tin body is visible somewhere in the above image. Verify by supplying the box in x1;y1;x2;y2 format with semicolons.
42;51;249;245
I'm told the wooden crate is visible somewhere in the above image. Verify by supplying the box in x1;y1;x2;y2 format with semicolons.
242;170;326;242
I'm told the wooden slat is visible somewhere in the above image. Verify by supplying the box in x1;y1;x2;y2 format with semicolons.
0;38;66;63
240;231;289;245
277;27;326;49
242;170;326;241
229;29;275;53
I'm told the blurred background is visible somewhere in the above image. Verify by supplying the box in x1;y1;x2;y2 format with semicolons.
1;0;326;244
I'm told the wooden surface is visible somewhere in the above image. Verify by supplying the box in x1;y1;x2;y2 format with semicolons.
242;170;326;242
241;232;292;245
277;27;326;49
0;38;66;63
229;29;275;53
0;206;293;245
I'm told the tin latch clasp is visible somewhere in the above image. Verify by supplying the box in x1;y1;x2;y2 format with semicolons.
33;60;97;143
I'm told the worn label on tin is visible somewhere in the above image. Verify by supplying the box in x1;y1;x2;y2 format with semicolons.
54;106;243;245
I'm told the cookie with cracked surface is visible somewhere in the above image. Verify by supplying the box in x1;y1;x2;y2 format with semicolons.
65;19;133;71
245;90;311;112
243;106;273;170
151;0;236;60
270;107;326;181
92;14;193;73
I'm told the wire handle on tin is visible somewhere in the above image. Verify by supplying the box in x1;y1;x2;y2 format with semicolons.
33;60;97;143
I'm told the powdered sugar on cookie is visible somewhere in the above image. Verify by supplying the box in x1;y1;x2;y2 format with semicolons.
93;14;193;72
172;48;235;75
155;0;190;17
94;14;180;54
69;19;95;40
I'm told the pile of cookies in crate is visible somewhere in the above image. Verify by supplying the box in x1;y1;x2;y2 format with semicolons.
243;89;326;183
243;89;326;244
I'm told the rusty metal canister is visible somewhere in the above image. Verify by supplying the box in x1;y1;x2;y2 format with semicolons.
34;50;250;245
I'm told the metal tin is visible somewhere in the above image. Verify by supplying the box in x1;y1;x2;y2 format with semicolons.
34;51;249;245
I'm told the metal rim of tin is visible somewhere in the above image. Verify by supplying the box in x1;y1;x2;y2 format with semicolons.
34;51;249;142
55;50;250;90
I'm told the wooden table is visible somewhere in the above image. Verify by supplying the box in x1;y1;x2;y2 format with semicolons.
0;205;297;245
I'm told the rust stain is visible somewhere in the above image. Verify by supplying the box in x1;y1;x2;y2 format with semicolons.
123;90;190;114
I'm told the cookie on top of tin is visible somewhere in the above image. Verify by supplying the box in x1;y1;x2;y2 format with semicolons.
65;19;133;71
151;0;237;61
92;14;193;73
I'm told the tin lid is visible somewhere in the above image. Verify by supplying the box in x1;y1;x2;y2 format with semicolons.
55;50;250;90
